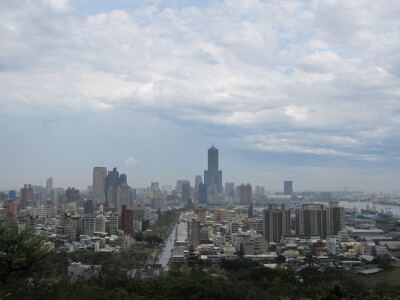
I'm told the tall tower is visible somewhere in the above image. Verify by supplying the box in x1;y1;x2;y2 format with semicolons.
284;181;293;195
181;182;191;204
105;168;120;199
239;183;252;204
198;183;208;205
194;175;202;194
204;146;222;195
93;167;107;196
20;184;34;209
45;178;53;196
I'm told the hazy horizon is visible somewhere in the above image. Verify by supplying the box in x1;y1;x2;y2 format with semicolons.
1;0;399;193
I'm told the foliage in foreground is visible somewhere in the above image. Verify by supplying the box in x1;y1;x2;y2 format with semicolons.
1;259;400;299
0;226;54;284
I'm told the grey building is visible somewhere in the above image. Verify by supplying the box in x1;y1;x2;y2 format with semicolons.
295;202;345;239
262;204;291;243
181;182;191;204
194;175;202;194
198;183;208;205
204;146;222;195
239;183;252;205
93;167;107;196
225;182;235;197
284;181;293;195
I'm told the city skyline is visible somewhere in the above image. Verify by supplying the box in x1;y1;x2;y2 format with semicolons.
1;1;400;192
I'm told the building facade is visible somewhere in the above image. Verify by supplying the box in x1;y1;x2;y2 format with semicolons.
295;202;345;239
262;204;291;243
204;146;222;195
284;181;293;195
198;183;208;205
239;183;252;205
181;182;191;204
93;167;107;196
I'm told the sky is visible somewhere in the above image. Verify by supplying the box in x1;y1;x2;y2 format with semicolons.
1;0;400;193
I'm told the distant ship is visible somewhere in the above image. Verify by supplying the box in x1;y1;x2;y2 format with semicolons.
361;205;377;215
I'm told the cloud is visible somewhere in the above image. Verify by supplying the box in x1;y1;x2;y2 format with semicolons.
1;0;400;190
124;156;139;166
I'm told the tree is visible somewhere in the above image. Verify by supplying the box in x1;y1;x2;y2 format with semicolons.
276;255;286;264
375;254;393;270
142;220;150;232
305;252;315;267
144;234;163;245
0;225;53;283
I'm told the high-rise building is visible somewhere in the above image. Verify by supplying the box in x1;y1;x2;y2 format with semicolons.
93;167;107;196
108;213;119;235
119;184;131;208
121;205;134;235
255;186;261;195
66;188;80;203
225;182;235;197
262;204;291;243
82;215;96;236
176;180;190;195
198;183;208;205
295;202;345;239
194;175;202;194
65;215;80;242
84;200;94;215
51;188;64;205
239;184;252;205
151;198;164;210
131;188;137;201
204;146;222;195
20;184;34;205
255;185;266;196
45;178;53;196
96;214;106;233
108;186;120;210
284;181;293;195
181;182;191;204
151;182;159;193
8;190;16;200
119;173;127;185
189;220;200;248
105;168;120;198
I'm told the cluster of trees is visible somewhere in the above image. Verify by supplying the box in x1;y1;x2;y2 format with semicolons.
2;257;399;299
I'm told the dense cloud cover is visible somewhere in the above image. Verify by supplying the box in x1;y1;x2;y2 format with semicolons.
1;0;399;191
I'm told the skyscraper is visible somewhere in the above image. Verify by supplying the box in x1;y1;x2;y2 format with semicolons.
194;175;202;194
84;199;94;215
181;182;191;204
262;204;291;243
284;181;293;195
119;173;127;185
45;178;53;196
204;146;222;195
66;188;80;203
105;168;127;199
20;184;33;210
151;182;159;193
93;167;107;196
239;183;252;204
198;183;208;205
176;180;190;194
121;205;134;235
225;182;235;197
